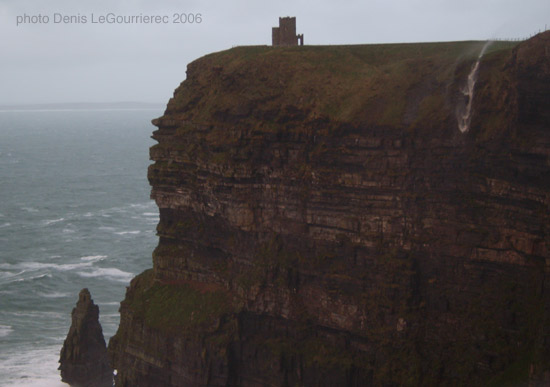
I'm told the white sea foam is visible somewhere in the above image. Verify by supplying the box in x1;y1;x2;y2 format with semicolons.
106;206;127;214
14;273;52;282
77;267;133;282
0;269;26;280
0;325;13;337
0;222;9;229
101;302;121;306
80;255;107;262
42;218;65;226
19;261;93;271
21;207;39;213
0;345;66;387
115;230;141;235
41;292;69;299
130;203;150;209
7;311;64;319
143;212;158;217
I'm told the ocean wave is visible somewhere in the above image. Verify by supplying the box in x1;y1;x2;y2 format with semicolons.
142;212;158;217
0;222;10;228
90;202;155;219
41;292;69;299
0;269;26;280
115;230;141;235
0;261;90;271
1;261;96;284
21;207;39;213
42;218;65;226
7;310;64;319
20;261;93;271
0;345;66;387
77;267;133;282
13;273;52;283
130;203;152;209
103;206;127;214
80;255;108;262
0;325;13;337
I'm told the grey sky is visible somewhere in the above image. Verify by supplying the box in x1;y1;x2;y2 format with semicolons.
0;0;548;105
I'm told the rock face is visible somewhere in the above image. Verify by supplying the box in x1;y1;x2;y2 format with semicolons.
60;288;113;387
108;32;550;386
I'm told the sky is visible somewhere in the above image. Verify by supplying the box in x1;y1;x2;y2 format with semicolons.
0;0;548;105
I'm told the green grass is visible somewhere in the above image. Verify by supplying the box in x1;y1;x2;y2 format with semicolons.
170;40;519;133
124;270;236;334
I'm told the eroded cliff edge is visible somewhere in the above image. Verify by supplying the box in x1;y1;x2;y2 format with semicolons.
109;33;550;386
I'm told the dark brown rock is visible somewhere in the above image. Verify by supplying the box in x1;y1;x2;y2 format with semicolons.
60;288;113;387
109;33;550;386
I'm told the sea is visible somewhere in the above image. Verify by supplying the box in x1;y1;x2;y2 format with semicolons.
0;105;164;386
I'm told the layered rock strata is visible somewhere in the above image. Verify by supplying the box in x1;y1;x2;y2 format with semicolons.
109;32;550;386
60;288;113;387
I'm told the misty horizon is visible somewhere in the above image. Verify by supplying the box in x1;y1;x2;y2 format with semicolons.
1;0;548;105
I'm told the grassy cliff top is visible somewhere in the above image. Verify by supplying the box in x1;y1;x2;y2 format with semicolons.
167;40;518;129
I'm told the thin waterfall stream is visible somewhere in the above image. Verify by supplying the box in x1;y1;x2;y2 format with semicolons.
458;41;492;133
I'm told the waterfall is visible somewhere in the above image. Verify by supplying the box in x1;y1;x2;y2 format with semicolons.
458;41;492;133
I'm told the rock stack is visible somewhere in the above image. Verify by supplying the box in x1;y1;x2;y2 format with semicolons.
59;288;113;387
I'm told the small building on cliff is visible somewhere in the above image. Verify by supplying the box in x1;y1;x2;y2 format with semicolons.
272;17;304;46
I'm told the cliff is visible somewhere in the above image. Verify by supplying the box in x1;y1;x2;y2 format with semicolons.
108;32;550;386
60;288;113;387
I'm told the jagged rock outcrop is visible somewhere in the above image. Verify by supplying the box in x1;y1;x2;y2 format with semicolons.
109;32;550;386
60;288;113;387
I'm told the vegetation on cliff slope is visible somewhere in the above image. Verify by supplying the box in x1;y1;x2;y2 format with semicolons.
168;40;518;128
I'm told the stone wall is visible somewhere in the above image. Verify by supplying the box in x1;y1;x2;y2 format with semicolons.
272;17;300;46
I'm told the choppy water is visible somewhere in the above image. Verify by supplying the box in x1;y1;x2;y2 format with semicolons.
0;108;162;386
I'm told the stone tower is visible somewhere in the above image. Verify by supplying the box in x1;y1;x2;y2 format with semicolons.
272;17;304;46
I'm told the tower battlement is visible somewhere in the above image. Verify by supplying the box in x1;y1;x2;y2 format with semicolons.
272;17;304;46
